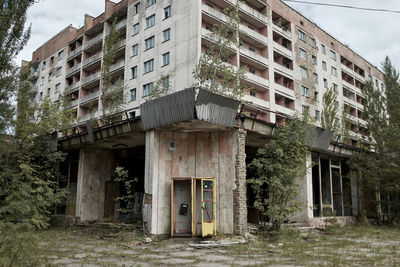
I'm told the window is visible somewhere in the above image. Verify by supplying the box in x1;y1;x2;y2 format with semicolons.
131;65;138;79
50;56;54;65
302;85;309;97
314;91;319;102
132;44;138;56
48;72;53;81
42;61;46;70
161;76;169;90
162;52;170;66
331;67;337;77
132;23;139;36
162;28;170;42
33;65;39;73
250;90;256;97
299;30;306;41
249;68;256;74
330;50;337;61
47;88;51;97
302;105;309;115
300;67;307;78
129;111;136;118
312;55;317;65
375;79;379;88
56;67;62;76
311;38;316;48
130;88;137;101
39;92;43;101
323;78;328;88
55;83;60;93
333;83;338;92
299;48;307;59
147;0;155;7
368;74;372;81
134;2;140;14
40;76;44;85
143;83;153;96
322;61;327;71
145;36;155;50
144;59;154;73
164;5;171;19
145;14;155;29
321;44;326;55
315;110;320;121
313;73;318;84
58;50;64;59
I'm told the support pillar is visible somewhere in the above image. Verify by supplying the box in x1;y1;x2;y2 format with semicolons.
233;128;247;234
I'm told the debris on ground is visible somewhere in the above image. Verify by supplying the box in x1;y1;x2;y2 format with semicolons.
189;239;247;249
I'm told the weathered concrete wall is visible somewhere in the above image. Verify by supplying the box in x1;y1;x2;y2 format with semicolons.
144;129;238;235
291;153;313;222
76;148;114;222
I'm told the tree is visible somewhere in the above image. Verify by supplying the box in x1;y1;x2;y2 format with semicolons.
0;0;35;133
349;57;400;224
100;18;125;122
0;65;69;265
144;74;172;101
321;87;350;143
192;2;249;99
248;116;311;231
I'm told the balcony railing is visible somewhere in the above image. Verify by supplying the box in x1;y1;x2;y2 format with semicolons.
79;90;100;105
68;46;82;58
239;48;268;68
84;34;103;50
81;72;101;86
66;63;81;77
116;19;127;30
272;22;291;39
245;72;269;88
65;81;81;93
83;53;102;68
68;99;79;108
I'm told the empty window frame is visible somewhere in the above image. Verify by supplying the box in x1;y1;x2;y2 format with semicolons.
131;65;138;79
164;5;171;19
134;2;141;14
143;82;153;96
130;88;137;101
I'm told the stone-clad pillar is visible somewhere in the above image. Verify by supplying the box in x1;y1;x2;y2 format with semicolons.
233;128;247;234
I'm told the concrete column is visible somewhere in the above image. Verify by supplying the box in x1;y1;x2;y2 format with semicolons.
76;148;113;222
291;152;313;222
233;129;247;234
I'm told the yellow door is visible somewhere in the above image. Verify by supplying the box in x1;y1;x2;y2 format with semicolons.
201;178;216;237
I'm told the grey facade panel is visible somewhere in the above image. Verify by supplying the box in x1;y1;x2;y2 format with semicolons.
308;126;333;151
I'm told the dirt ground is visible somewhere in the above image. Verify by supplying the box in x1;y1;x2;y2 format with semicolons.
36;224;400;266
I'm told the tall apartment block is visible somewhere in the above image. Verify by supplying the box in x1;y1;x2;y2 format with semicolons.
27;0;384;235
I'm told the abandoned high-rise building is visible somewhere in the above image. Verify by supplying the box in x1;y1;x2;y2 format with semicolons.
26;0;384;236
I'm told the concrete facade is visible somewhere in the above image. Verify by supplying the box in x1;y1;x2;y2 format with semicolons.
27;0;385;234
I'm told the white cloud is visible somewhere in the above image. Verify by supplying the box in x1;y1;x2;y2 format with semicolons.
285;0;400;70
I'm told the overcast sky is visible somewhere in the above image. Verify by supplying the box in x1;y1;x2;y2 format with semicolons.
17;0;400;71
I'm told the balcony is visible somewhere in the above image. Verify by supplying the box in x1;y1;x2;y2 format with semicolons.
222;0;268;28
109;60;125;73
245;72;269;89
79;90;100;105
272;22;291;40
274;83;295;98
79;111;99;122
65;81;81;93
274;63;293;79
66;63;81;77
275;103;295;117
242;94;270;109
239;24;268;47
239;48;268;69
81;72;101;87
273;42;292;59
68;46;82;59
84;34;103;51
68;99;79;108
30;71;39;80
83;53;102;68
116;19;127;31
